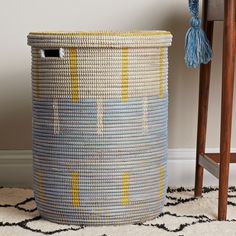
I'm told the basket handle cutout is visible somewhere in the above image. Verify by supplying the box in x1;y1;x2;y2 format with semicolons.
41;48;64;58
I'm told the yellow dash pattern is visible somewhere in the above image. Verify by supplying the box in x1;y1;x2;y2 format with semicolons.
37;172;45;202
121;48;128;102
159;167;164;200
71;172;80;207
122;172;129;206
69;48;79;103
159;47;164;99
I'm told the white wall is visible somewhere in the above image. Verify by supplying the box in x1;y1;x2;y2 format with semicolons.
0;0;236;186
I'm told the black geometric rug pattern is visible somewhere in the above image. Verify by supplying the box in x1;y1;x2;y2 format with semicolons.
1;186;236;236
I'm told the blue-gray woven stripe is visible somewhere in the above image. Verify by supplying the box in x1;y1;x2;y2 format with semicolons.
33;96;168;225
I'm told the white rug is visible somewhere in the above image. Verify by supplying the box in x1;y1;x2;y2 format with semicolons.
1;186;236;236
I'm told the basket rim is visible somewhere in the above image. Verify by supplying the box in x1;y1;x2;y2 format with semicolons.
28;30;172;37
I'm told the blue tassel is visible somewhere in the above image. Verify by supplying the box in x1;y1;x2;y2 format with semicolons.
185;0;212;68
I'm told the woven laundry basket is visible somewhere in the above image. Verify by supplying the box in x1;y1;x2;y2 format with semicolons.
27;31;172;226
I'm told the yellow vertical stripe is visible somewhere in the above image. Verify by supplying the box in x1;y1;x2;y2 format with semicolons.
69;48;79;103
71;172;80;207
159;167;164;200
121;48;128;102
159;47;164;99
122;172;129;206
37;172;44;202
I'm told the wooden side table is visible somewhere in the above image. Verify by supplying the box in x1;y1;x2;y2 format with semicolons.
195;0;236;221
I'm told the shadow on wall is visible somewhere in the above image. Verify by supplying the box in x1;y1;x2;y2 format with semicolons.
152;9;200;148
163;10;199;148
0;71;32;150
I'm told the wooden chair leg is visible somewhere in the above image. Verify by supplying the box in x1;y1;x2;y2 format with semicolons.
218;0;236;221
195;7;214;197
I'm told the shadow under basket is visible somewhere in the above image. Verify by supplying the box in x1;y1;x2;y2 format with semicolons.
27;31;172;226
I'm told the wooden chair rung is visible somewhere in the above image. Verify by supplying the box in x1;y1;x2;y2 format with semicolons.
199;154;219;179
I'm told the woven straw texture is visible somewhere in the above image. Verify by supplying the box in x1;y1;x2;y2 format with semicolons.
27;31;172;226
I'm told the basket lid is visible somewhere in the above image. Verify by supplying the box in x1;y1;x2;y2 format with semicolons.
27;31;172;48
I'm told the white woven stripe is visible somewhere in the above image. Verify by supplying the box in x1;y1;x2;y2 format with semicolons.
97;99;104;135
59;48;65;58
31;47;169;100
53;98;60;135
32;48;71;99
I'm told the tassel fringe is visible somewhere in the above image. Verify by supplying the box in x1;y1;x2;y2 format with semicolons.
185;0;212;68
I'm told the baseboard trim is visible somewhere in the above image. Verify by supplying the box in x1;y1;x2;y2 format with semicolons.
0;150;32;164
1;149;236;187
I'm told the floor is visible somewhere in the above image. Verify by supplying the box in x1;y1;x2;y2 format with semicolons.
1;186;236;236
